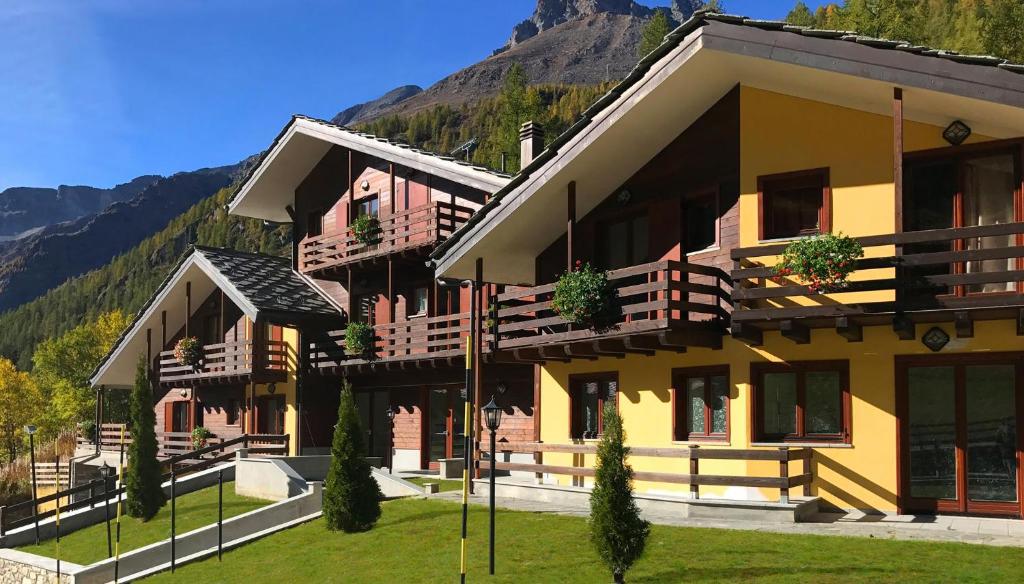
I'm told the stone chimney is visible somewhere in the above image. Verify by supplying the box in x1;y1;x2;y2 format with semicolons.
519;121;545;168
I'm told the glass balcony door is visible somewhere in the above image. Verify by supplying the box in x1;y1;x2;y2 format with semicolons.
426;388;467;469
900;359;1021;516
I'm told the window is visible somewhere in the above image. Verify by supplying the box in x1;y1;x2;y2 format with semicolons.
354;294;376;325
598;214;648;270
357;195;379;218
410;286;429;317
570;374;617;439
307;210;324;238
673;367;729;441
753;361;850;443
683;189;719;254
758;169;830;240
225;398;240;426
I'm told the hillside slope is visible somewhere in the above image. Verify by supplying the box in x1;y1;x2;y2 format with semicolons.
0;165;239;312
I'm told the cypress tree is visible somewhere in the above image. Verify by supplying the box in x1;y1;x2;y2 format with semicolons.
589;404;650;584
323;379;382;532
125;355;166;520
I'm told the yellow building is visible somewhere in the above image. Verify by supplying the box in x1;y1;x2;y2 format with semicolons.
433;14;1024;518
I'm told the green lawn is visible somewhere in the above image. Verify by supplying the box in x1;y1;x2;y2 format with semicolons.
403;476;464;493
140;498;1024;583
18;481;265;566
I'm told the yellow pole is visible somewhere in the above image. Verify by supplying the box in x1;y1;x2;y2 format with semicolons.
114;425;125;582
55;465;61;583
459;335;472;583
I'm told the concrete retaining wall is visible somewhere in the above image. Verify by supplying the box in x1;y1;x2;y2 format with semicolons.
0;549;80;583
1;464;235;548
474;479;819;523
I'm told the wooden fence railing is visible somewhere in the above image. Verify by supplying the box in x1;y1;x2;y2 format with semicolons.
27;462;72;488
731;221;1024;322
494;443;812;504
492;259;732;350
158;339;287;384
300;200;475;272
0;433;289;536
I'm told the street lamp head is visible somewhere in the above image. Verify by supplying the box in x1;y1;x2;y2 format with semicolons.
23;425;37;435
386;406;397;422
99;462;112;478
482;397;502;432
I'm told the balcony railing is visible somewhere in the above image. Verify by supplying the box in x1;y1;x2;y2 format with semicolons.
308;311;472;370
300;201;475;272
491;259;732;354
158;338;288;385
731;222;1024;328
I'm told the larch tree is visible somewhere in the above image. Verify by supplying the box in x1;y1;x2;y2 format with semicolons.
0;358;40;462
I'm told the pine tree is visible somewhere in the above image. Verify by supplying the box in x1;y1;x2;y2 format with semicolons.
125;355;166;520
588;404;650;584
786;2;816;26
323;379;382;532
983;0;1024;62
638;11;671;58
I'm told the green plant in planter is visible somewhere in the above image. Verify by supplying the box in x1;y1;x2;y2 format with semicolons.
349;215;382;246
774;233;864;294
345;322;375;356
191;426;212;451
173;336;203;370
552;261;613;327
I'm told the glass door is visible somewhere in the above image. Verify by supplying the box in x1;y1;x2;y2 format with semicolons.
426;388;467;468
961;154;1017;294
900;360;1021;516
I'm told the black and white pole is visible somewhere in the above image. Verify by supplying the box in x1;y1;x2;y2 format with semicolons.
170;468;176;573
24;425;38;545
217;468;224;561
482;397;503;576
55;457;61;583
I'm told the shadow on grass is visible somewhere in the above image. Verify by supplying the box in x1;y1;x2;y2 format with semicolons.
634;564;901;583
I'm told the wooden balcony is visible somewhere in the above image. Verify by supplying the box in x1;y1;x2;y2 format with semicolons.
308;311;471;372
730;222;1024;343
158;338;288;385
300;201;475;273
489;260;731;362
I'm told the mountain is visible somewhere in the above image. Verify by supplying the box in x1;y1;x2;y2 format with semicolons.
0;175;159;239
0;165;239;312
331;1;703;125
331;85;424;126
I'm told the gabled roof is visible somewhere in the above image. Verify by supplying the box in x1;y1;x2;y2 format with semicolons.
428;10;1024;284
228;114;512;223
90;246;341;388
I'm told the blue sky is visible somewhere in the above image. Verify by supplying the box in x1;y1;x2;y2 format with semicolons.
0;1;821;191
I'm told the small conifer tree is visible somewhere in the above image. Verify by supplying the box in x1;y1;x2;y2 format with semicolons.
125;355;166;520
589;404;650;584
638;10;671;58
324;379;382;532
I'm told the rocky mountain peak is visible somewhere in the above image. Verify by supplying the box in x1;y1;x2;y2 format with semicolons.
502;0;702;50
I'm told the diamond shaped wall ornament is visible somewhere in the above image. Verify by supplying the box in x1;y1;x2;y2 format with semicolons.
922;327;950;352
942;120;971;146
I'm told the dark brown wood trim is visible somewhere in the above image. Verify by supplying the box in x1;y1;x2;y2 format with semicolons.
567;371;618;440
750;360;851;444
893;87;904;235
567;181;576;271
671;365;730;442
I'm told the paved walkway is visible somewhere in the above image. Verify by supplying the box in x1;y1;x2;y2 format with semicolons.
433;491;1024;547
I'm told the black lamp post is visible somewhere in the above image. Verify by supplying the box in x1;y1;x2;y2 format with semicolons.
24;424;39;544
482;397;502;576
385;406;397;473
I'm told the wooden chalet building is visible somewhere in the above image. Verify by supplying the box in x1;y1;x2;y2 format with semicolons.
228;116;536;468
432;13;1024;518
90;247;342;455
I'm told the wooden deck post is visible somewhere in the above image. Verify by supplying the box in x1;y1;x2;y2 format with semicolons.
185;281;191;338
473;258;484;481
689;445;699;499
893;87;905;312
779;447;790;504
567;181;576;271
803;450;812;497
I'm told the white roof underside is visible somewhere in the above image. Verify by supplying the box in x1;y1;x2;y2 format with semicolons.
435;21;1024;285
229;117;511;223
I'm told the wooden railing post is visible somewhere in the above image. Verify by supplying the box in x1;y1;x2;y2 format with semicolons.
779;447;790;504
534;445;543;484
0;505;6;536
689;445;699;500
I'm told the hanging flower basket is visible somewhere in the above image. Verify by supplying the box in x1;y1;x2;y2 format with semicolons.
173;336;204;370
345;321;375;356
552;260;613;327
191;426;212;451
349;215;382;246
773;233;864;294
